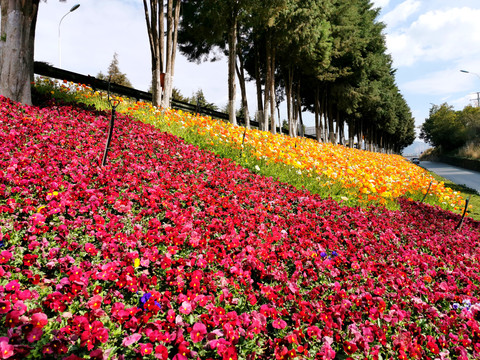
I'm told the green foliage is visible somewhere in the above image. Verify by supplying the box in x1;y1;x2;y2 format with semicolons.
186;89;218;111
420;103;470;151
172;87;187;102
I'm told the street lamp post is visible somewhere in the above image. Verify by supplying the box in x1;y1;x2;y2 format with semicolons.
460;69;480;80
460;69;480;107
58;4;80;68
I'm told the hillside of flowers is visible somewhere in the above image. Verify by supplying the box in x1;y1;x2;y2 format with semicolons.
34;78;465;212
1;95;480;359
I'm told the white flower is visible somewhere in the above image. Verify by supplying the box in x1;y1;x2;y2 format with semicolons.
255;165;260;171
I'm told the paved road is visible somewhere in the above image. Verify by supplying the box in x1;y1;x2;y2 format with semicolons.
420;161;480;193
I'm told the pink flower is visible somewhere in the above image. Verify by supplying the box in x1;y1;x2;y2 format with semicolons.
5;280;19;292
179;301;192;315
190;322;207;343
172;354;188;360
272;318;287;329
0;337;14;359
122;333;141;346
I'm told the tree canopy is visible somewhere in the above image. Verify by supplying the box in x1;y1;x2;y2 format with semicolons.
97;53;132;87
420;103;480;152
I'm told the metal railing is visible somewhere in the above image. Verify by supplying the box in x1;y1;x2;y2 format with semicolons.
33;61;315;139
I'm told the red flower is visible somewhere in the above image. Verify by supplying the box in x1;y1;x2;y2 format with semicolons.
140;343;154;356
427;341;439;354
343;341;358;355
23;253;38;267
5;311;21;328
222;346;238;360
155;345;169;360
26;327;42;343
0;251;12;264
0;302;11;314
87;295;103;310
85;243;98;256
31;312;48;328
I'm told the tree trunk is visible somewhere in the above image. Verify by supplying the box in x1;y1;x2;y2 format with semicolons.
227;13;238;125
269;45;276;135
322;90;327;142
348;119;355;148
161;0;180;108
263;34;271;132
143;0;164;107
254;41;263;130
286;67;294;137
314;85;322;142
277;103;281;134
297;80;304;137
162;0;174;108
235;51;250;128
328;97;335;144
0;0;39;105
170;0;180;76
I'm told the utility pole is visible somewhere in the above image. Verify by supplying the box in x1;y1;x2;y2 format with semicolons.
468;92;480;107
460;70;480;107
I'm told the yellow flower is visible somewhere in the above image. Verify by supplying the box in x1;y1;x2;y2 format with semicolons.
134;258;140;268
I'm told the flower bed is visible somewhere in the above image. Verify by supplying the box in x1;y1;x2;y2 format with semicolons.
1;96;479;359
136;107;463;208
35;78;464;210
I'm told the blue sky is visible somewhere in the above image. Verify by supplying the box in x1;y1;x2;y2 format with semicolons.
34;0;480;140
376;0;480;134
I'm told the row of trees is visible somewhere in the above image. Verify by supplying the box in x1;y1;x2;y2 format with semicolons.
0;0;415;152
177;0;415;152
420;104;480;152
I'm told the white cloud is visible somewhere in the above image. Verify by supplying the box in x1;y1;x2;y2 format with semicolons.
371;0;391;9
385;7;480;67
402;67;479;96
380;0;421;28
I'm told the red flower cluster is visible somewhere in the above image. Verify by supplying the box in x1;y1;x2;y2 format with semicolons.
0;96;479;359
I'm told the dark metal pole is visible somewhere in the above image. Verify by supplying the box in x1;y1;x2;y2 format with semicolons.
421;181;432;203
455;196;471;231
102;78;119;166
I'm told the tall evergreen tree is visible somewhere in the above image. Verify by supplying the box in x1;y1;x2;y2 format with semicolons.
97;52;132;87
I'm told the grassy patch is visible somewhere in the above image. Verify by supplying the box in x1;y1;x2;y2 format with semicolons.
426;170;480;221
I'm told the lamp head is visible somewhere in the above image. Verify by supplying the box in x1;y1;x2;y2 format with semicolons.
70;4;80;12
460;70;470;73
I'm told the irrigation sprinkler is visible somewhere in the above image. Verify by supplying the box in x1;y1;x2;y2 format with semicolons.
421;181;432;203
101;78;120;166
455;195;471;231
